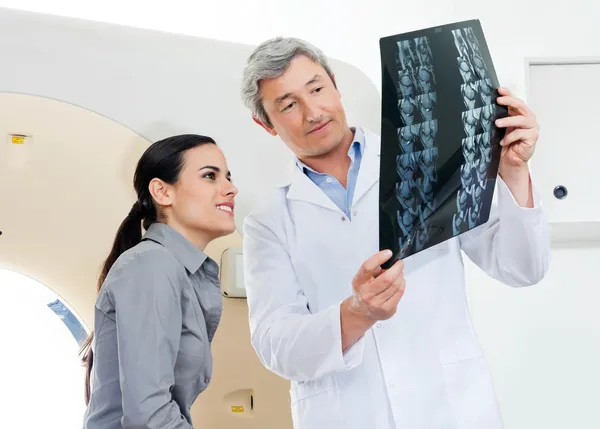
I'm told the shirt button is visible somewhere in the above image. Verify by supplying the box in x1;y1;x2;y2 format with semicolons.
389;384;395;389
341;217;346;222
353;210;358;216
204;377;210;384
376;323;382;328
326;177;333;183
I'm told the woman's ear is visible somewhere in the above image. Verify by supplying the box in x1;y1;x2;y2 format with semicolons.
148;178;173;208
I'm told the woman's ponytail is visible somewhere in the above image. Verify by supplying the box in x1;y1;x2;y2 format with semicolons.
80;201;146;405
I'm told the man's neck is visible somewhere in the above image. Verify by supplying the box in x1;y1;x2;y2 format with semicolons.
300;127;355;187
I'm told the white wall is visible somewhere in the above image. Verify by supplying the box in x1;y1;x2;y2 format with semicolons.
1;1;599;428
3;0;598;97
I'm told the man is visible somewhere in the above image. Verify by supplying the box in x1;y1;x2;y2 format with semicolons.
239;36;550;429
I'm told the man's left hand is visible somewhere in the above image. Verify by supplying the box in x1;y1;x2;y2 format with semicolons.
495;87;539;169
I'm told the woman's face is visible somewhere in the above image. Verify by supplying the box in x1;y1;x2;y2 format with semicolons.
160;144;238;246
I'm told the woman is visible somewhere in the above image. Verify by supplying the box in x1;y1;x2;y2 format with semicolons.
80;134;238;428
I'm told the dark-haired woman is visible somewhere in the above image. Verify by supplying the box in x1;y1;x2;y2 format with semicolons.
81;134;238;429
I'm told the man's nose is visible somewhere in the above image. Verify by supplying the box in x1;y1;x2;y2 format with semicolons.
304;101;323;123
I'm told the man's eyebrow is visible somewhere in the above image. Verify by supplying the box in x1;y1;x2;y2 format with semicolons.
275;74;322;104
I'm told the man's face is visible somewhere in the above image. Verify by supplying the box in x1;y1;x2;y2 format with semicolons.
255;55;349;161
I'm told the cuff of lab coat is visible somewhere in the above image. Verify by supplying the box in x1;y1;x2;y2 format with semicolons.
330;302;365;371
497;174;543;219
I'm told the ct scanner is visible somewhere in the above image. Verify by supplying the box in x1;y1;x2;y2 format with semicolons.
0;6;379;428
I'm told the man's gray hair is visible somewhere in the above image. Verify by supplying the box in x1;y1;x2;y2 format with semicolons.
240;36;335;127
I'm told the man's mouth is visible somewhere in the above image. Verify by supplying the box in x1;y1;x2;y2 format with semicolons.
307;120;331;134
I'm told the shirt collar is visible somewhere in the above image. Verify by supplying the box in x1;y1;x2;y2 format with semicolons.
295;126;366;174
142;222;215;275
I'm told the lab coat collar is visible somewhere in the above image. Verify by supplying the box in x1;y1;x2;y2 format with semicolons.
285;126;380;212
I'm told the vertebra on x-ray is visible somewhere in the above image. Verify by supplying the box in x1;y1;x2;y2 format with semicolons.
417;92;436;121
452;211;465;235
395;179;422;209
397;206;419;237
398;69;418;98
479;79;493;105
480;131;491;149
477;146;491;178
462;136;477;163
416;175;435;204
472;52;488;80
460;162;476;189
480;104;495;133
398;97;421;126
462;108;482;137
396;152;419;181
420;199;435;221
418;148;438;182
457;186;472;212
464;27;481;56
472;180;488;206
415;66;436;94
457;56;476;84
397;39;418;70
461;81;482;110
414;36;433;66
452;29;471;61
468;202;483;228
398;124;422;153
419;119;438;149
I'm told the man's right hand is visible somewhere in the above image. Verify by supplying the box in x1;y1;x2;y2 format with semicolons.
349;250;406;321
340;250;406;352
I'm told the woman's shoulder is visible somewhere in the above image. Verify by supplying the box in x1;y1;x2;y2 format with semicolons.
103;240;187;293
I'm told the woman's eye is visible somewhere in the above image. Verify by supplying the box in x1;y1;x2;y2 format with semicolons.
203;172;216;180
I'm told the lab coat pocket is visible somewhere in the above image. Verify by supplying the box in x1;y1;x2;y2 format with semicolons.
439;341;503;429
289;377;343;428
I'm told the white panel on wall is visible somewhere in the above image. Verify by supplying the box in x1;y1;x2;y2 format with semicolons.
525;58;600;242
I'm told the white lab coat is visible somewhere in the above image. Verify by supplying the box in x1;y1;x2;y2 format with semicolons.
242;127;551;429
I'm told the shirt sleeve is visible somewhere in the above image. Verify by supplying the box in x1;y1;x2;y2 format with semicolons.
243;213;365;383
106;249;194;429
458;175;551;286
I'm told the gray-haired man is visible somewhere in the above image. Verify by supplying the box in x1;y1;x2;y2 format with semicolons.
239;36;550;429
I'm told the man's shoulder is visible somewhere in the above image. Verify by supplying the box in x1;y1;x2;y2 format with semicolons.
244;185;290;228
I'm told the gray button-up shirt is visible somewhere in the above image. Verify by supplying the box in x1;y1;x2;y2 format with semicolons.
83;223;223;428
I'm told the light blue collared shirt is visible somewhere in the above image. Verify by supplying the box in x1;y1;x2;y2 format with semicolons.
296;127;365;218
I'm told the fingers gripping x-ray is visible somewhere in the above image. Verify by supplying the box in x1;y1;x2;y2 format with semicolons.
393;34;439;254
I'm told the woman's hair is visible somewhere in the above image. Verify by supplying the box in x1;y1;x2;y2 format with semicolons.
79;134;216;405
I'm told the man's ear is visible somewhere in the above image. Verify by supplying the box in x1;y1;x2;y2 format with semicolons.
148;178;173;208
252;116;278;136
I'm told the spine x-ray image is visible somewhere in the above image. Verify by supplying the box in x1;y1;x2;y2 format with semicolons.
452;26;498;236
378;19;508;265
392;33;439;257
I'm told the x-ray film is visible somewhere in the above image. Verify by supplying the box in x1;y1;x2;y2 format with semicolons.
378;20;508;267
